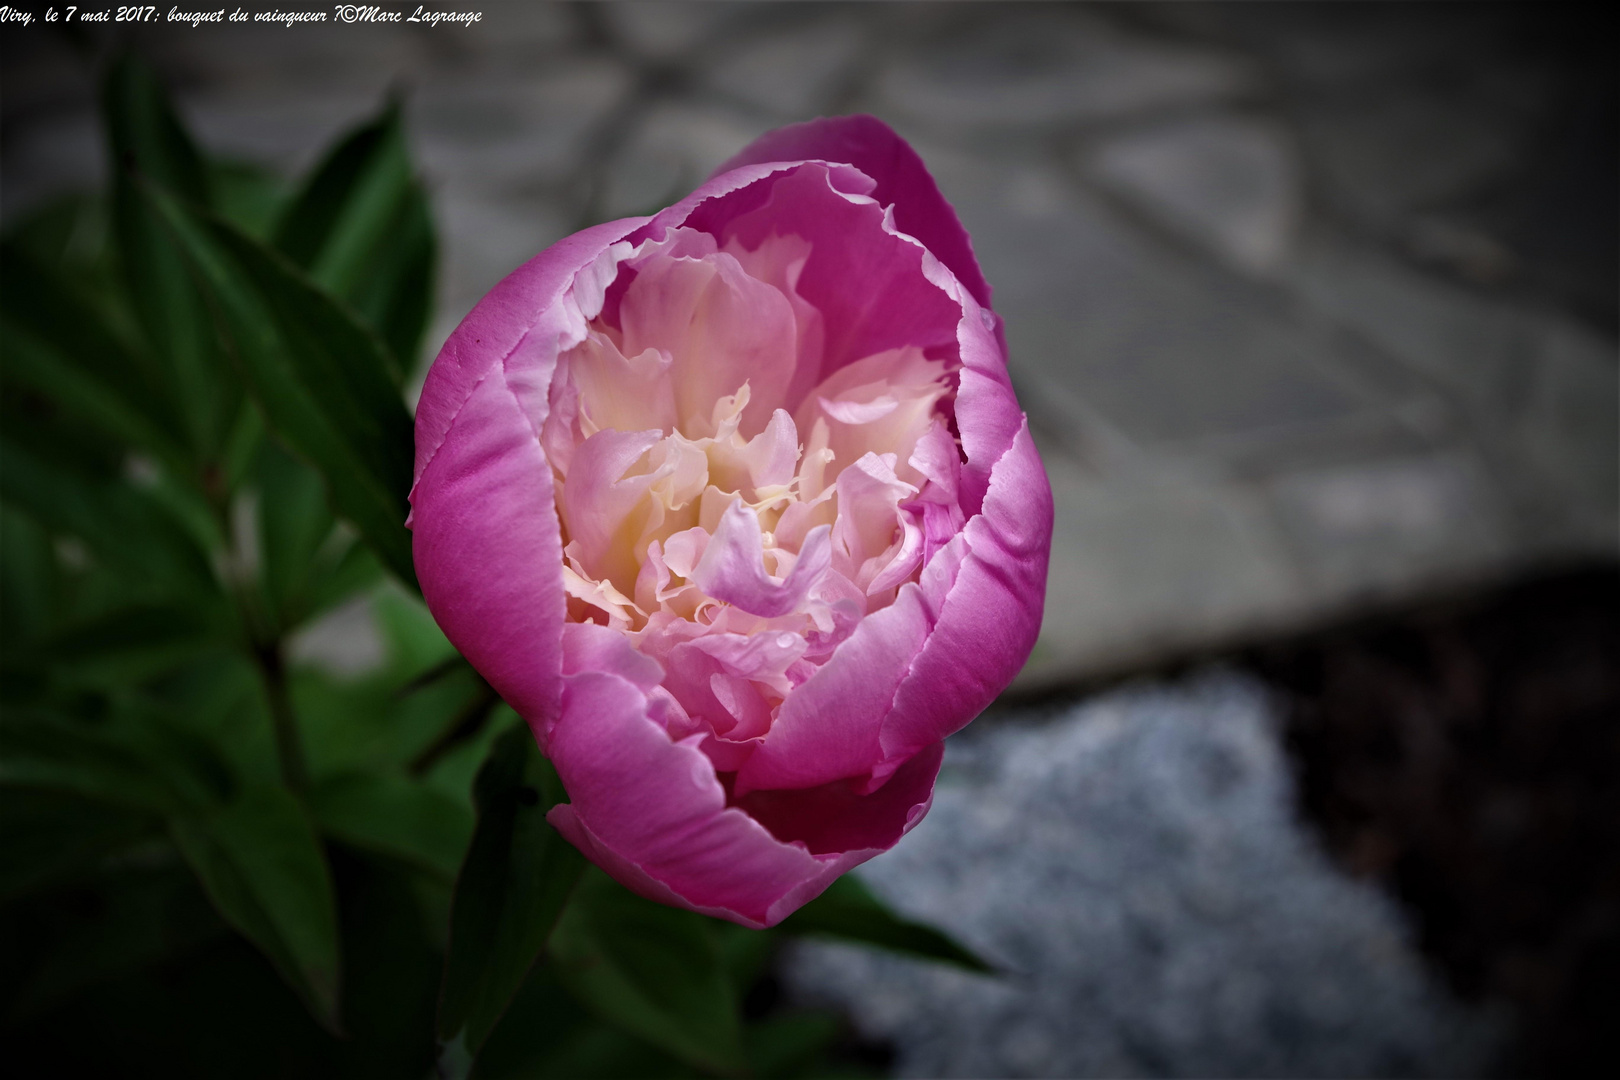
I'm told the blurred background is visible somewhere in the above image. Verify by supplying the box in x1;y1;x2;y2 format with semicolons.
4;1;1615;1076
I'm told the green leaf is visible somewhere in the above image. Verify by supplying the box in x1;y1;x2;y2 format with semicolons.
102;53;211;205
253;439;337;632
138;182;417;588
104;53;241;465
779;873;995;973
0;504;61;647
273;102;435;377
307;537;385;617
6;861;225;1020
0;241;191;474
437;724;586;1053
209;157;288;240
0;436;222;603
291;653;484;779
171;782;343;1030
2;192;112;276
0;704;234;815
744;1011;845;1079
714;919;778;995
326;846;442;1078
0;712;187;814
373;584;458;680
309;771;473;880
38;602;224;683
0;788;161;901
471;962;696;1080
358;186;435;378
144;650;284;793
0;382;125;488
244;432;383;635
548;868;748;1077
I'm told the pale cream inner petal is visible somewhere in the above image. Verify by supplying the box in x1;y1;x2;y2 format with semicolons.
544;229;959;755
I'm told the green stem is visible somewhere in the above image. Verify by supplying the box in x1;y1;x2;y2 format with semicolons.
258;643;308;793
409;677;500;777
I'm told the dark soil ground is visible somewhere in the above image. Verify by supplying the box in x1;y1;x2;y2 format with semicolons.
1243;563;1620;1078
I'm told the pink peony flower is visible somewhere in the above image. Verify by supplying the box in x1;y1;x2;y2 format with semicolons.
410;116;1052;927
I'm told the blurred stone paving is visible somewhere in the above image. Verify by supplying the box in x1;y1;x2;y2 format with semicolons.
3;2;1614;1074
3;3;1613;688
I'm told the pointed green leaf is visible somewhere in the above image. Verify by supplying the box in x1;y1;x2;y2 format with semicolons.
0;713;184;814
309;770;473;880
779;873;995;973
42;601;218;665
102;53;211;205
138;182;417;588
275;102;435;376
104;53;241;463
0;436;221;602
744;1011;845;1079
0;504;61;647
2;192;114;279
0;242;191;473
0;704;233;814
326;847;443;1077
171;782;343;1029
437;724;586;1053
253;439;338;631
274;103;403;272
8;862;224;1020
548;868;748;1077
360;186;435;378
470;962;693;1080
208;157;287;240
0;789;161;901
0;380;125;485
303;538;384;625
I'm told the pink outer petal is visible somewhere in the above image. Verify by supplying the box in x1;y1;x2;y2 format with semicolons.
543;663;941;928
875;419;1052;772
713;115;992;311
939;268;1022;518
414;218;646;483
410;369;567;734
732;740;944;856
625;160;872;260
411;217;647;739
719;165;963;378
732;583;932;796
618;159;962;386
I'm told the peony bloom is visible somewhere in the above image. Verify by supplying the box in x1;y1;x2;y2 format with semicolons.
410;116;1051;927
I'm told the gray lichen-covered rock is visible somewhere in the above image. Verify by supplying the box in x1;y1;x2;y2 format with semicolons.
783;674;1503;1078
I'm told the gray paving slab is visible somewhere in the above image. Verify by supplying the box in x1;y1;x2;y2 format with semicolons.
1086;112;1302;275
703;16;865;119
924;154;1399;456
866;5;1260;131
598;0;749;61
1026;440;1304;684
1268;451;1513;604
411;59;634;194
595;98;761;220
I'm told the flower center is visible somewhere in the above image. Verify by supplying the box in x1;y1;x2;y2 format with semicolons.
542;227;963;759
